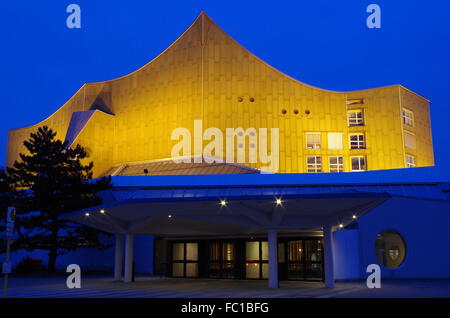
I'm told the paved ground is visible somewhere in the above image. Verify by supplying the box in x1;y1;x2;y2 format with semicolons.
1;275;450;298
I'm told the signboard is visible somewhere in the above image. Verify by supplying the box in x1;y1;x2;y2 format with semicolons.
5;207;15;238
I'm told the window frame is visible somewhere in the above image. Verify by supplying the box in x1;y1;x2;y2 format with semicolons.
347;109;364;127
306;155;322;173
402;108;414;127
349;133;366;149
305;132;322;150
375;230;407;269
405;154;416;168
328;156;344;173
327;132;343;150
351;156;366;172
404;131;416;149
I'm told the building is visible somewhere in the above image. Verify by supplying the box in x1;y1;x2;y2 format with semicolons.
6;13;433;176
5;12;448;289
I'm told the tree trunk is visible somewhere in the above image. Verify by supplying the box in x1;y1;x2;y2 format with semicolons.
48;248;57;273
48;223;58;273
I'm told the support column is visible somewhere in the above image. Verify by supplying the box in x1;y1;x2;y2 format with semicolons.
268;229;279;289
114;234;124;281
323;225;335;289
124;234;134;283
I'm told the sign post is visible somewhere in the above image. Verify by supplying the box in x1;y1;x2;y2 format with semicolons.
2;207;15;298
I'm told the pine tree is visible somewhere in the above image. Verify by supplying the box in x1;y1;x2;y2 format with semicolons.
7;126;112;272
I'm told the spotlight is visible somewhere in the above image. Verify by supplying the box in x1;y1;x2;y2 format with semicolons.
168;214;172;218
339;223;344;228
100;209;105;214
275;198;282;205
352;215;357;219
85;212;90;217
220;200;227;207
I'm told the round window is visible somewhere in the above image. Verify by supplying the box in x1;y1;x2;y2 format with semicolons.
375;230;406;269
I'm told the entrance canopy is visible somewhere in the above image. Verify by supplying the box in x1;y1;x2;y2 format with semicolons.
63;167;450;237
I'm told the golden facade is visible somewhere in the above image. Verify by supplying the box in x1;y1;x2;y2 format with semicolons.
6;12;434;177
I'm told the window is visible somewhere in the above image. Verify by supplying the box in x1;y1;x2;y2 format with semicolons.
306;132;321;150
329;156;344;172
346;98;364;105
328;132;343;150
402;108;414;127
349;133;366;149
404;131;416;149
375;230;406;269
351;156;366;171
306;156;322;173
406;154;416;168
347;109;364;126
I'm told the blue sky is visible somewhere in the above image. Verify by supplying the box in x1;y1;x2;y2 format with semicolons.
1;0;449;169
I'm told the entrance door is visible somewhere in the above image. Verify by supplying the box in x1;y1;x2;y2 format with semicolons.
286;239;323;281
287;240;304;280
171;242;198;278
245;241;269;279
209;241;235;278
304;239;323;280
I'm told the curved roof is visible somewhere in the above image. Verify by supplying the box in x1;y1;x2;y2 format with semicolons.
7;11;432;176
9;11;426;134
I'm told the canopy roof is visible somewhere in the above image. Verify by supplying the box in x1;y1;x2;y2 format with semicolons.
63;167;450;237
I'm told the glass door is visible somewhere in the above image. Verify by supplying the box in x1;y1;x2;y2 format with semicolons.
287;240;304;280
209;241;235;278
286;239;323;281
304;239;323;281
245;241;269;279
171;242;198;278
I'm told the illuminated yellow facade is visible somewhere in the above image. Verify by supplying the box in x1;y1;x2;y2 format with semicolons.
6;12;434;177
